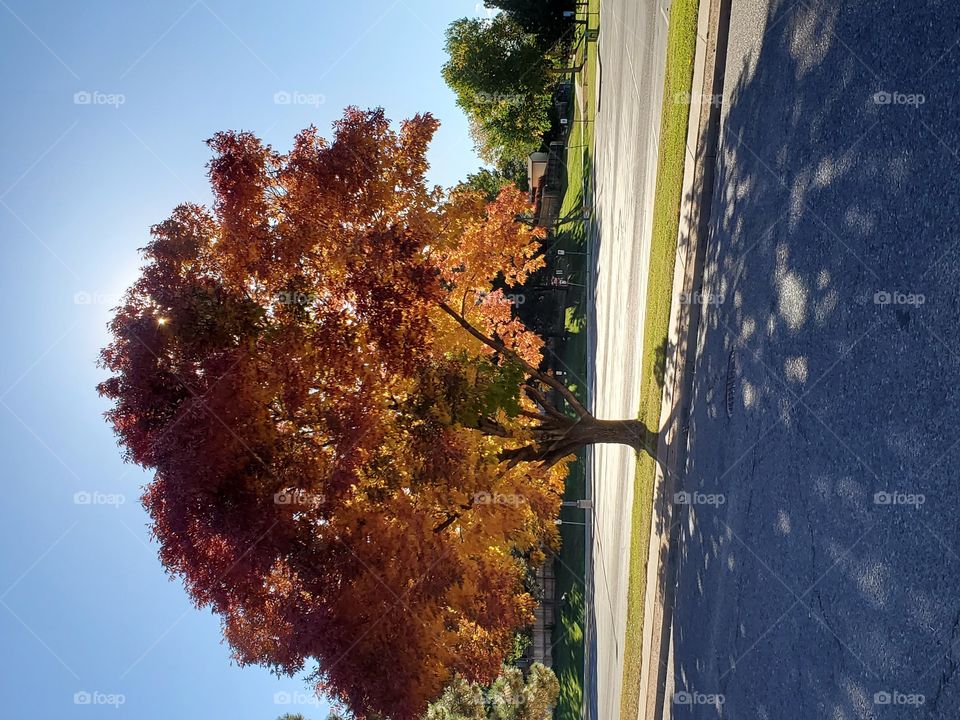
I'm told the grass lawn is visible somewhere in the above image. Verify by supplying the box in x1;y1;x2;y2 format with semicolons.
548;2;598;718
618;0;702;718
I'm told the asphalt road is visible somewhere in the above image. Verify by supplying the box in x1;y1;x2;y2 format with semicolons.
585;0;670;718
670;1;960;718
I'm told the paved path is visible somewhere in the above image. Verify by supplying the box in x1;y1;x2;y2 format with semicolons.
670;1;960;718
586;0;670;717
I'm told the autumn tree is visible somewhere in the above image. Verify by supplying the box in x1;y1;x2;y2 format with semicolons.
443;15;554;165
424;664;559;720
98;108;649;720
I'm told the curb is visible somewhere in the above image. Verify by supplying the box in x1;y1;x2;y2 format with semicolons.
636;0;734;717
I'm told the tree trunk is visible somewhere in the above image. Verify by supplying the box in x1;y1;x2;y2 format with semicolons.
500;413;655;467
433;302;655;465
559;415;649;450
548;64;585;75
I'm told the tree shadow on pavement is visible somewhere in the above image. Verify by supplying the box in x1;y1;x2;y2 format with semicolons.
669;0;960;718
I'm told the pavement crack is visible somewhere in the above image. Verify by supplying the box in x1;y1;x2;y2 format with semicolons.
930;608;960;711
720;481;756;695
814;588;845;676
797;472;817;578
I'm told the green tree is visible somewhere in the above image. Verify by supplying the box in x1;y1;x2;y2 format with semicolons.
484;0;576;47
496;156;529;193
424;664;559;720
456;168;512;202
443;15;554;165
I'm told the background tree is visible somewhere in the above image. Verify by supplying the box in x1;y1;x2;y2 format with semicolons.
483;0;576;48
456;168;513;202
443;16;554;166
99;108;648;720
424;664;558;720
494;157;529;193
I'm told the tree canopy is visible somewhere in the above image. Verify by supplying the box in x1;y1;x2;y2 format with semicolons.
99;108;646;720
442;16;554;166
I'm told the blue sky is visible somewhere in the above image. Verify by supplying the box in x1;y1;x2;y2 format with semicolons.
0;1;484;717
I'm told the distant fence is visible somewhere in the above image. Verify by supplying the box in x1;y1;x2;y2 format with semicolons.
517;561;558;669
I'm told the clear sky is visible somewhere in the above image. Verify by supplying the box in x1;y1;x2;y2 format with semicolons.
0;1;483;718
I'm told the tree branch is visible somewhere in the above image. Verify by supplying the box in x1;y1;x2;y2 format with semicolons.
477;417;514;438
436;300;589;417
523;383;570;423
516;409;552;423
433;513;461;534
433;497;476;533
